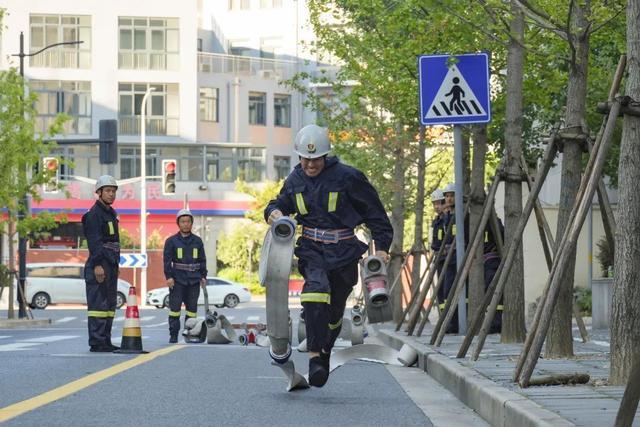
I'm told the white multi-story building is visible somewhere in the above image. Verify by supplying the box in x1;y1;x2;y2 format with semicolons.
0;0;331;271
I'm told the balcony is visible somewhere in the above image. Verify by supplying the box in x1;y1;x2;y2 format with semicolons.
29;49;91;69
119;116;179;136
198;52;297;80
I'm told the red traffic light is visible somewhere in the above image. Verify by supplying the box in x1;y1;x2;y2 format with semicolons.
165;161;176;173
46;159;58;170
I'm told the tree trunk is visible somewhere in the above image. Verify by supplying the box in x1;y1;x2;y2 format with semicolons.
7;219;15;319
610;0;640;385
468;125;487;325
409;126;426;313
502;2;527;343
547;2;591;358
389;133;406;323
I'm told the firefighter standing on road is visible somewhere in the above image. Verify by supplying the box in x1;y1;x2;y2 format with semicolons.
82;175;121;353
441;183;460;333
265;124;393;388
163;209;207;343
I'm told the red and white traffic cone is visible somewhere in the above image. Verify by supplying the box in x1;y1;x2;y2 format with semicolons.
114;287;147;354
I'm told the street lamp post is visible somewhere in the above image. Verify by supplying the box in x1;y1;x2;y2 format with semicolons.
11;31;83;318
140;88;155;306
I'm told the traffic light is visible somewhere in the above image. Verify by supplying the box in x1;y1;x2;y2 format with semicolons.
162;159;177;195
99;119;118;165
42;157;59;193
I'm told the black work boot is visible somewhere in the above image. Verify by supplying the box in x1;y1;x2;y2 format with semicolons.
169;334;178;344
308;352;330;387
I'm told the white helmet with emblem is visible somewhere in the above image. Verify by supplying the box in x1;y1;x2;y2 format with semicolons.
176;208;193;223
95;175;118;193
294;124;331;159
430;189;445;201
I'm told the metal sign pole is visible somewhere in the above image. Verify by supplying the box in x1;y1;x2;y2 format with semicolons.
453;125;467;334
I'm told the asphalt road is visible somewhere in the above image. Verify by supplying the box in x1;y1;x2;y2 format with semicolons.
0;304;488;426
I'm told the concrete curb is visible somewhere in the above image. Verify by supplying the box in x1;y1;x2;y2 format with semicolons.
378;330;575;427
0;318;52;328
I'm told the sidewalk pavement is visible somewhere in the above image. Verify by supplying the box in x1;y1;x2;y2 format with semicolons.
377;321;639;427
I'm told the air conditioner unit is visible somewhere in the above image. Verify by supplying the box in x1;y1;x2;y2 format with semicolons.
258;69;274;79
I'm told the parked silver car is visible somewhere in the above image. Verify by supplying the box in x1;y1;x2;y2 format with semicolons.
24;263;131;309
146;277;252;309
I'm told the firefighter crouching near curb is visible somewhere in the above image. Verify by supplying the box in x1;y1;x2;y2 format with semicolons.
163;209;207;343
265;124;393;388
82;175;121;353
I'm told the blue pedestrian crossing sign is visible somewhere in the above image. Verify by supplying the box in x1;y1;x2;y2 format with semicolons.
119;253;148;268
419;53;491;125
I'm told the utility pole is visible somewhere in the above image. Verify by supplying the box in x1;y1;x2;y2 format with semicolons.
11;32;82;318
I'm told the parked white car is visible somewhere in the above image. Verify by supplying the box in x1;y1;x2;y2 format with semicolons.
146;277;251;309
24;263;132;309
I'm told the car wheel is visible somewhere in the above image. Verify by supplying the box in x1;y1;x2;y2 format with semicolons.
214;304;224;308
116;292;126;309
163;295;171;309
224;294;239;308
32;292;50;310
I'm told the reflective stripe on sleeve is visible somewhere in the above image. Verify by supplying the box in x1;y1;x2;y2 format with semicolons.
295;193;308;215
328;192;338;212
496;305;504;311
300;292;330;304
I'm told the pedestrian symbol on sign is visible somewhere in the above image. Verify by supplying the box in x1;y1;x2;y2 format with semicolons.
426;63;486;120
418;53;490;125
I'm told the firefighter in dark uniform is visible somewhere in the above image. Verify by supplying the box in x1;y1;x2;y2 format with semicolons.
430;188;446;274
163;209;207;343
265;124;393;388
82;175;121;352
484;217;504;333
440;183;460;333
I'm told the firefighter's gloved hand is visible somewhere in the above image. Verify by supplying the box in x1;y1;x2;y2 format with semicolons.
267;209;283;225
375;250;390;263
167;278;175;289
94;265;105;283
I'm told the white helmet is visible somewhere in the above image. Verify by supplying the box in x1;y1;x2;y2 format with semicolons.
430;189;445;201
294;124;331;159
95;175;118;193
443;182;456;194
176;208;193;223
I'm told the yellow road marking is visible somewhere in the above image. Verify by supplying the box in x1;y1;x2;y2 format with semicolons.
0;345;184;422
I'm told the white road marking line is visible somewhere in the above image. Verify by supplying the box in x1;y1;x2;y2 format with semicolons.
0;343;40;352
55;317;76;323
145;322;168;328
19;335;79;343
0;336;11;340
140;316;155;322
247;316;260;322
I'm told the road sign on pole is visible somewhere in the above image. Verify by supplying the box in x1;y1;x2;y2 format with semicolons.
119;254;148;268
418;53;491;125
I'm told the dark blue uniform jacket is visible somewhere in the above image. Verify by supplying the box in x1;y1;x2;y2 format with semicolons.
163;233;207;286
82;201;120;272
264;156;393;270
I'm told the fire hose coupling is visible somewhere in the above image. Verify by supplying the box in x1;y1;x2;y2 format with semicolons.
239;329;258;346
271;216;297;241
361;255;390;307
351;305;364;326
205;311;218;328
270;344;292;365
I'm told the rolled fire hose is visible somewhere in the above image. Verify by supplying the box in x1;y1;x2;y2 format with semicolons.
350;305;365;345
206;314;236;344
183;285;214;343
259;216;309;391
397;343;418;367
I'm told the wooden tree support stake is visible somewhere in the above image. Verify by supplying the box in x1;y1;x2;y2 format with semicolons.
614;355;640;427
528;373;590;387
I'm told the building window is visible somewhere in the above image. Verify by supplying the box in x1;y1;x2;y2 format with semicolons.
118;17;179;70
229;40;252;57
119;147;159;179
249;92;266;125
274;94;291;127
118;82;179;136
274;156;290;180
237;148;265;182
29;14;91;68
199;88;219;122
182;147;204;181
229;0;251;10
260;0;283;9
31;80;91;135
